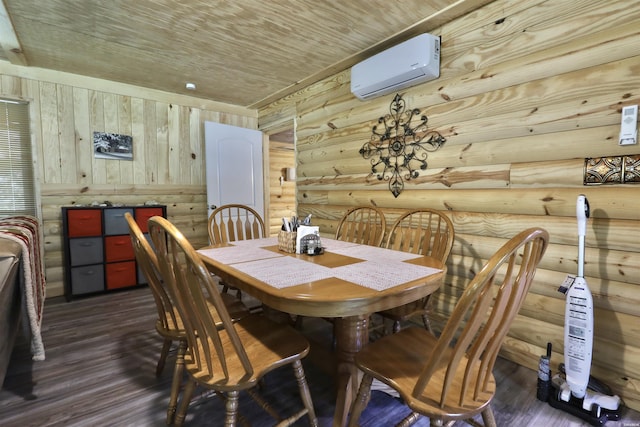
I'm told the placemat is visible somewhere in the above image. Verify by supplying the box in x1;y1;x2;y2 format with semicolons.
329;244;422;262
332;260;442;291
319;238;360;251
229;236;278;247
200;237;441;292
231;256;334;289
197;245;283;265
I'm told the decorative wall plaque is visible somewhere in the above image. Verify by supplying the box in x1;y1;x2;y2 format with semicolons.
359;94;445;197
624;154;640;183
584;154;640;185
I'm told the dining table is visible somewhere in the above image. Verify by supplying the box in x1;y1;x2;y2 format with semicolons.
197;236;445;427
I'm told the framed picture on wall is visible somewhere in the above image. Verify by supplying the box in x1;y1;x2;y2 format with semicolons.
93;132;133;160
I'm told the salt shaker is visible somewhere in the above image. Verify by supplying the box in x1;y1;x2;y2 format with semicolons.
307;239;316;255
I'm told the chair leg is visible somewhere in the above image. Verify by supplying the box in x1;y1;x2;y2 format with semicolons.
167;340;187;424
221;280;243;300
292;360;318;426
156;338;172;376
421;296;435;335
332;321;338;350
421;313;434;335
211;391;251;427
294;316;303;329
481;405;497;427
173;377;196;427
392;320;401;333
395;412;422;427
225;390;240;426
347;374;373;427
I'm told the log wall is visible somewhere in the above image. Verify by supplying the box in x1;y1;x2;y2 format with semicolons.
268;140;296;235
258;0;640;410
0;63;257;298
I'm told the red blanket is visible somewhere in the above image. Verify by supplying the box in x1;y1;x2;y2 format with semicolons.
0;215;46;360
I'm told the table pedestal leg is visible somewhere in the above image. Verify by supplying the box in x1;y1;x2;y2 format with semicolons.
332;315;369;427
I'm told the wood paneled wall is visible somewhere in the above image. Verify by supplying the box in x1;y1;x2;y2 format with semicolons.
0;63;257;298
259;0;640;411
268;139;296;235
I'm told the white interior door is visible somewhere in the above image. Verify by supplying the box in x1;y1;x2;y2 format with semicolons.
204;122;264;220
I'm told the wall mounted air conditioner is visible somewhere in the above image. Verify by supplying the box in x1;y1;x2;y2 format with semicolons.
350;33;440;101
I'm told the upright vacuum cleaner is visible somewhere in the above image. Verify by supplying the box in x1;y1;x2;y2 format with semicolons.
547;194;623;425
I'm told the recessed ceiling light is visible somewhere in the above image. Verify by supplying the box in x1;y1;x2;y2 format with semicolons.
185;82;196;90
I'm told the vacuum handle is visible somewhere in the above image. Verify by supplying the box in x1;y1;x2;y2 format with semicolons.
576;194;589;237
576;194;589;278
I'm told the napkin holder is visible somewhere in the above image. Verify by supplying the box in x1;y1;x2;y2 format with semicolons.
295;225;319;254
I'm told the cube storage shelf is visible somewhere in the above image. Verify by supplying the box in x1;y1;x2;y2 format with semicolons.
62;205;166;300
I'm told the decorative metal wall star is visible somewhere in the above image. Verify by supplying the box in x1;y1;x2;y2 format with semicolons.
359;93;445;197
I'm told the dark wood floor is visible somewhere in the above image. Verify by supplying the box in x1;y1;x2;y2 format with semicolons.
1;287;637;426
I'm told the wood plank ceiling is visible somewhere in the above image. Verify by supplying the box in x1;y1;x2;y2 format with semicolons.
0;0;495;108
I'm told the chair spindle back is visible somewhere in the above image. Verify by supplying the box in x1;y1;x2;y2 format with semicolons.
414;228;549;408
149;216;253;382
385;209;454;260
125;212;181;333
335;206;386;247
208;204;265;245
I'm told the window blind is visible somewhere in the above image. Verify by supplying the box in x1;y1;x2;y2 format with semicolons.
0;99;36;216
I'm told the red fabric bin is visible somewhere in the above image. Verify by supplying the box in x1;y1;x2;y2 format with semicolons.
67;209;102;237
104;235;134;262
105;261;137;289
135;207;164;233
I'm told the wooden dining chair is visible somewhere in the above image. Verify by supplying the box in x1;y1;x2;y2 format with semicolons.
347;228;549;427
208;203;266;244
315;205;387;338
125;213;249;424
377;209;454;334
148;216;318;427
207;204;266;298
335;206;387;247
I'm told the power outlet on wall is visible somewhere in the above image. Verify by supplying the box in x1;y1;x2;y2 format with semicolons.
619;105;638;145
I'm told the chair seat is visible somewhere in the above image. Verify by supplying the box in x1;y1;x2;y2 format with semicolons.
185;314;310;392
355;327;495;418
220;293;252;321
